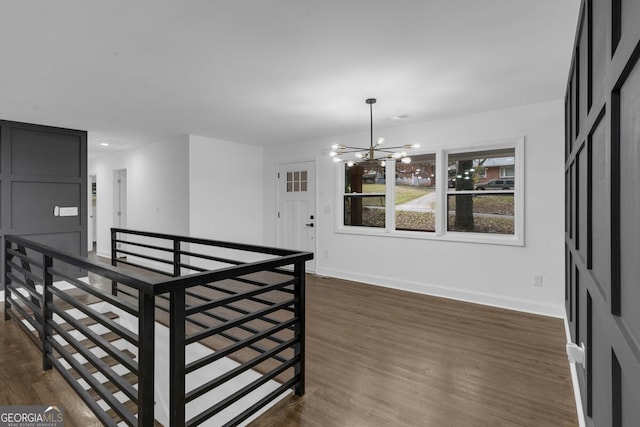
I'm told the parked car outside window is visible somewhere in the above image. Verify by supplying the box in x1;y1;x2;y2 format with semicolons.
475;179;514;190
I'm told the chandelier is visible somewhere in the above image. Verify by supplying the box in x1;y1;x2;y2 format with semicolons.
329;98;419;167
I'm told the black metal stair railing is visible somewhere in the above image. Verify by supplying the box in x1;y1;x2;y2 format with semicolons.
4;235;156;426
4;229;312;426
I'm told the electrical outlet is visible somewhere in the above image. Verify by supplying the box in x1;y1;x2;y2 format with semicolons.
533;275;543;287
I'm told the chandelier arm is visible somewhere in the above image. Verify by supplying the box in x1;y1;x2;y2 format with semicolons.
380;146;413;150
375;149;405;154
337;148;370;154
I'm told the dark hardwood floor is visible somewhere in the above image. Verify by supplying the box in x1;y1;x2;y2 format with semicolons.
1;265;578;426
251;275;578;427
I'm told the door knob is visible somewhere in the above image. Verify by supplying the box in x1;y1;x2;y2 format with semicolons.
305;223;314;227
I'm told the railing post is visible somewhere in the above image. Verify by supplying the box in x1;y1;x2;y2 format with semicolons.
4;239;12;321
42;254;53;371
293;261;306;397
111;228;118;296
173;239;181;277
138;291;156;427
170;289;186;427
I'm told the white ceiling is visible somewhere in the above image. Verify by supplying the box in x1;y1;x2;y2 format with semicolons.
0;0;580;159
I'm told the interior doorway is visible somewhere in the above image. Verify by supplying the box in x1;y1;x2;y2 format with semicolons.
114;169;127;253
89;175;97;252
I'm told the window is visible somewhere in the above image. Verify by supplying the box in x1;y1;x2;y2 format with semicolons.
447;148;516;235
335;137;524;245
286;170;308;192
343;163;385;228
500;166;515;177
395;153;436;232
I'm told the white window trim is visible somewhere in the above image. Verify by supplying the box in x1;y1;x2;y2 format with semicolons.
334;136;525;246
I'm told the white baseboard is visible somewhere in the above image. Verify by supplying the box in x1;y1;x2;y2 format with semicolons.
314;266;565;318
564;315;586;427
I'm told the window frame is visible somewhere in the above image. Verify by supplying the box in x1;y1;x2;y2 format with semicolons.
334;136;525;246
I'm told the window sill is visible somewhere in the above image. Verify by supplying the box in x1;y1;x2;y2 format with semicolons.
335;225;524;246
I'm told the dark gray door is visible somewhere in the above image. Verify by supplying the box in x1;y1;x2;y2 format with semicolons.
1;120;87;288
565;1;640;425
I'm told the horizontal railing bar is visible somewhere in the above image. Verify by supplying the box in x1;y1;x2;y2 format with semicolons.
114;286;138;300
52;306;139;375
185;282;293;316
186;278;295;315
113;258;173;278
5;235;158;295
191;281;295;317
189;265;297;279
185;285;293;336
222;376;299;427
6;262;43;288
4;295;43;339
49;322;139;405
172;305;288;364
185;306;290;361
49;335;137;426
139;292;290;363
114;248;174;267
48;356;120;427
154;253;311;294
156;286;289;339
49;287;138;346
187;355;300;426
113;228;302;257
6;273;43;303
7;248;45;271
186;336;299;403
6;285;42;322
113;238;173;254
186;317;298;373
50;269;138;317
186;299;294;345
178;250;243;266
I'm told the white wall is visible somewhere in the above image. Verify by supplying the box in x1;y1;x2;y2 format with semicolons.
262;100;566;317
90;136;190;257
188;135;264;244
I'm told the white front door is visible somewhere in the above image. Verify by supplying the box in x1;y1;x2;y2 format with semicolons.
278;160;316;272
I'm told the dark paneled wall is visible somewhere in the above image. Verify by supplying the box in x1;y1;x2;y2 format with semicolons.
0;120;87;289
565;1;640;425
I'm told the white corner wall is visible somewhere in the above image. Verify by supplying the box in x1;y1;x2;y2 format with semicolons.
89;136;190;257
188;135;264;244
262;100;566;317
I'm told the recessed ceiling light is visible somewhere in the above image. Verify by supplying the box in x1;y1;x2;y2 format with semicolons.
389;114;410;120
100;142;109;147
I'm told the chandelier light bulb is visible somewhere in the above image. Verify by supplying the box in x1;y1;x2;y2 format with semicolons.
401;151;407;157
401;157;412;164
412;143;421;148
393;152;402;159
331;144;338;150
377;137;385;145
347;161;355;167
333;156;342;163
329;151;337;157
380;160;386;167
355;152;364;159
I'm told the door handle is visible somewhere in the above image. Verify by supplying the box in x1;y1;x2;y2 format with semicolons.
305;223;314;227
